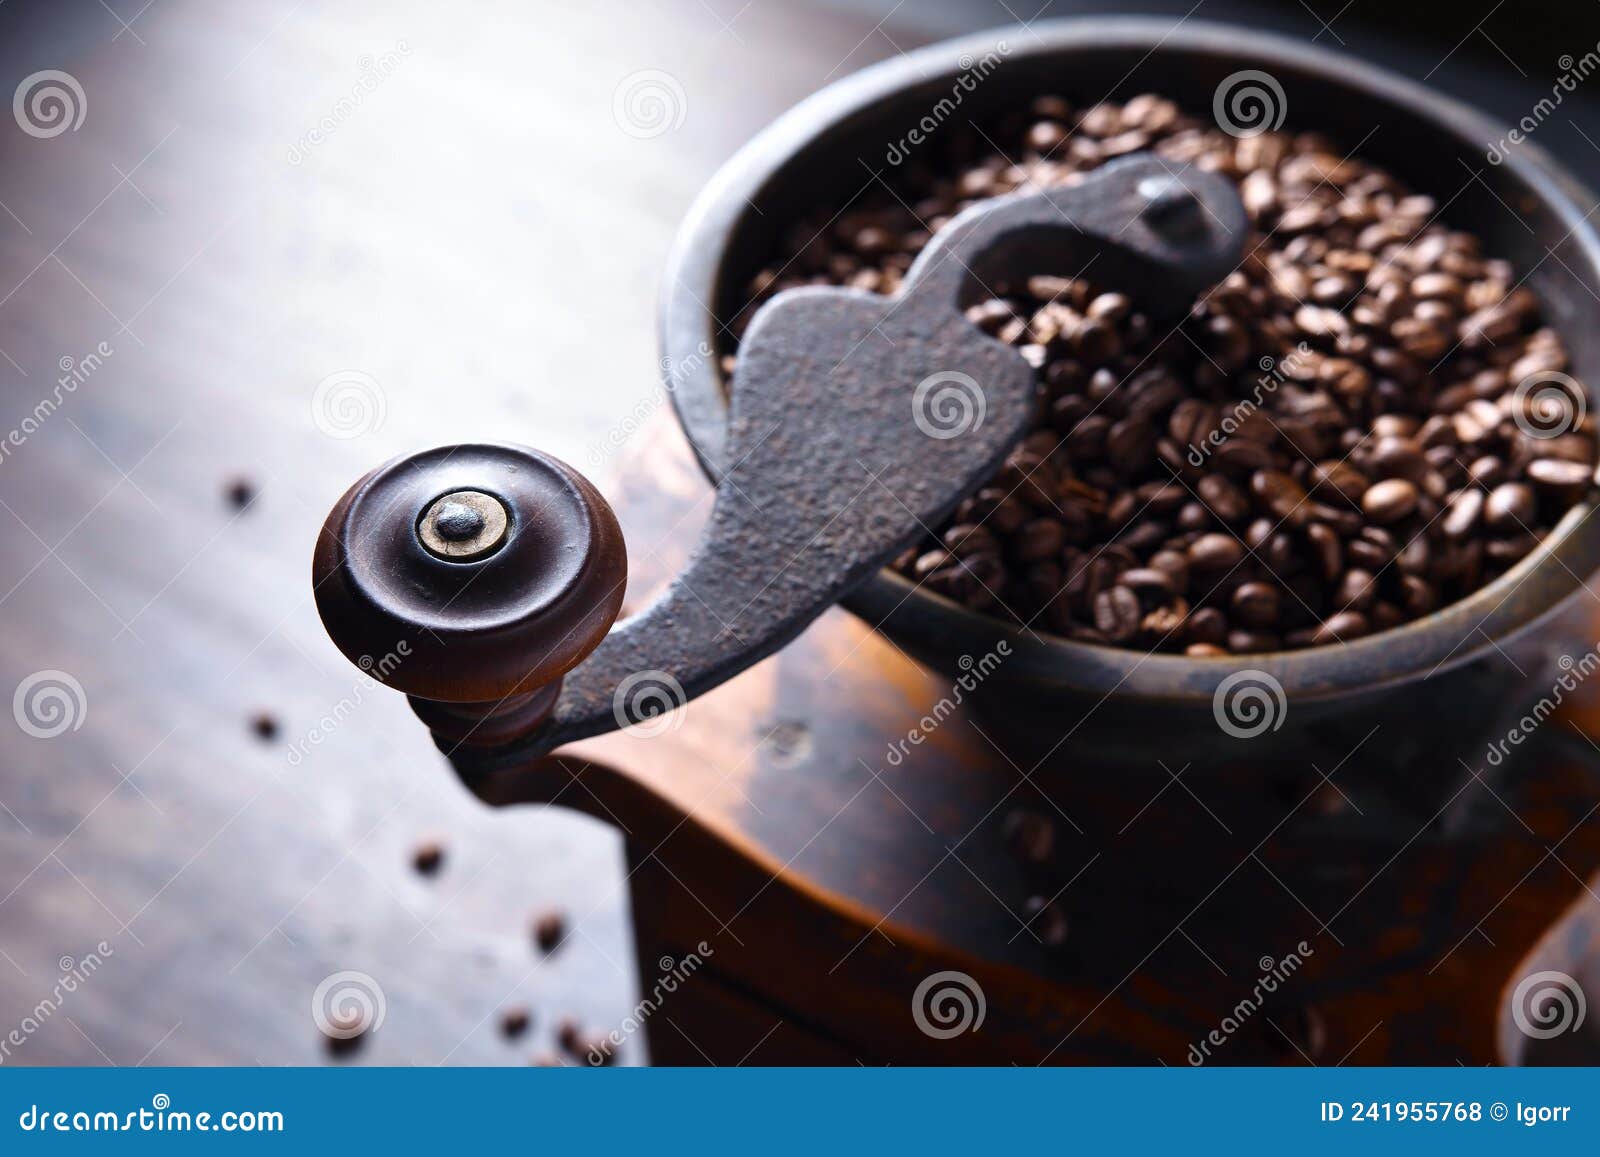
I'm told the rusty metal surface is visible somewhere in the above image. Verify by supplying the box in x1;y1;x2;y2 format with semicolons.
453;155;1246;772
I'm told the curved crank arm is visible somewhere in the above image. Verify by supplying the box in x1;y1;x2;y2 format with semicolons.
464;155;1247;767
311;153;1247;775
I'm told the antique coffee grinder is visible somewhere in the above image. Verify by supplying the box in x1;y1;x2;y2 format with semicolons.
309;22;1600;1064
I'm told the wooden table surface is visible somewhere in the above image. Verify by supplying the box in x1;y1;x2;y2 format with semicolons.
0;0;904;1066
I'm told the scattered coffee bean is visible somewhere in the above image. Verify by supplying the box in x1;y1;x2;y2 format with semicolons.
500;1004;532;1039
250;712;279;742
533;909;567;953
733;92;1592;654
555;1018;615;1065
411;839;445;876
322;1027;366;1058
224;475;256;510
556;1016;581;1052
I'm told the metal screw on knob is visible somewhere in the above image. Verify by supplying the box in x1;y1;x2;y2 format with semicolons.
419;490;508;560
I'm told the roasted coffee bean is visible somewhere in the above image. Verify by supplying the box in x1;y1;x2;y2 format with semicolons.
1250;469;1308;524
1185;607;1229;646
1527;457;1592;493
556;1017;581;1052
411;839;445;876
1396;535;1432;576
1362;478;1419;523
224;475;256;510
1196;473;1250;522
1142;604;1187;637
1399;574;1437;615
1313;610;1371;645
1230;582;1282;628
1015;518;1066;562
500;1005;532;1038
533;909;567;952
1189;533;1246;573
1441;489;1484;538
1213;437;1276;473
1093;585;1142;642
943;523;997;557
1305;522;1342;580
1484;482;1535;529
913;548;951;578
1335;569;1378;612
1120;567;1175;601
1149;549;1190;592
1466;455;1507;488
1308;460;1369;503
746;92;1592;654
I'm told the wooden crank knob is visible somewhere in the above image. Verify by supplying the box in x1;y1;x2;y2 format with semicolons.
312;443;627;745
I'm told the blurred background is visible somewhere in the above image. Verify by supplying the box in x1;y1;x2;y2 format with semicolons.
0;0;1597;1065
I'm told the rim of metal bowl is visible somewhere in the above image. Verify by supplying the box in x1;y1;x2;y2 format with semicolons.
659;16;1600;705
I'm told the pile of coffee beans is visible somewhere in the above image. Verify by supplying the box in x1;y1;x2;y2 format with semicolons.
728;95;1595;653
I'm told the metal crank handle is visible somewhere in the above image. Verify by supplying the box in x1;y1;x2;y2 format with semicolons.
310;154;1247;777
